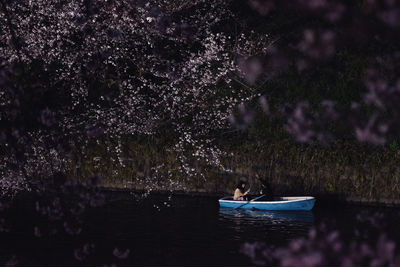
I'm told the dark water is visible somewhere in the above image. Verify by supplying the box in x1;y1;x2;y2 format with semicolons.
1;193;399;267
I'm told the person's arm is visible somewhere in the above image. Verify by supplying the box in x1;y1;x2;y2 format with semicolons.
244;188;250;195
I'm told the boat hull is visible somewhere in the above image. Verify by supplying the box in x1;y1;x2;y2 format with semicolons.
218;196;315;211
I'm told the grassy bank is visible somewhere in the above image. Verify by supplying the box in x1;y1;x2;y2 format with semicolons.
68;137;400;206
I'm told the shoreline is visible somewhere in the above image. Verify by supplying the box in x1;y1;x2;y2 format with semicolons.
99;187;400;208
70;137;400;210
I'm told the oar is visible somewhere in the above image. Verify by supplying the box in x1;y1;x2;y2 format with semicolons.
235;195;265;209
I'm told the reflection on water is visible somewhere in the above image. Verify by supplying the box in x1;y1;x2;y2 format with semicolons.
219;207;314;224
217;207;315;244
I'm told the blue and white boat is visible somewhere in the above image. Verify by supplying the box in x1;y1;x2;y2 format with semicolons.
218;196;315;211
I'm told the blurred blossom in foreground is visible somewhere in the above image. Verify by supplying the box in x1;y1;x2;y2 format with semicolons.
242;226;400;267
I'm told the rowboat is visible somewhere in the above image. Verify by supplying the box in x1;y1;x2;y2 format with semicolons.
218;196;315;211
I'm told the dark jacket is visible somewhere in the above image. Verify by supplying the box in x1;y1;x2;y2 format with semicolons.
259;178;274;201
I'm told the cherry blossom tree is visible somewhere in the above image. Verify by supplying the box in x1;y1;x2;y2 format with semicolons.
0;0;271;195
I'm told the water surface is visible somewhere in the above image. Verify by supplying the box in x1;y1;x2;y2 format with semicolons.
1;193;398;266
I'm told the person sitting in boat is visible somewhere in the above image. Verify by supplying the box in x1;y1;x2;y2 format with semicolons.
233;180;251;201
255;173;274;201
